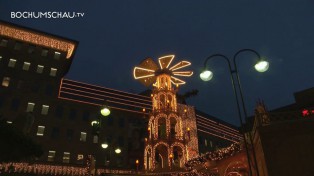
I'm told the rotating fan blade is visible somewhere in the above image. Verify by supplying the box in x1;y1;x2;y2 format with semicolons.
170;76;186;85
173;71;193;77
133;58;158;87
158;55;174;69
169;61;191;71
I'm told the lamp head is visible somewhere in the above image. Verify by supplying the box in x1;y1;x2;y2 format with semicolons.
100;106;110;116
101;143;108;149
115;148;121;154
255;60;269;72
200;70;213;81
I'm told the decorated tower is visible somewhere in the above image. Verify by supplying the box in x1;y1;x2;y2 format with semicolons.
133;55;197;171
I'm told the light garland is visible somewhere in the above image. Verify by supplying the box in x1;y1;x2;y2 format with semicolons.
185;142;242;172
0;23;76;59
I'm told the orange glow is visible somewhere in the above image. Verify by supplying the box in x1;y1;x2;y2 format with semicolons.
136;160;139;164
169;61;191;71
133;66;156;79
172;71;193;77
0;23;76;59
170;76;186;85
169;154;173;158
187;127;190;131
64;79;150;99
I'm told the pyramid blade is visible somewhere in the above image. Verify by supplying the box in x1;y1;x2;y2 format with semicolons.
170;76;186;85
158;55;174;69
173;71;193;77
133;58;158;87
169;61;191;71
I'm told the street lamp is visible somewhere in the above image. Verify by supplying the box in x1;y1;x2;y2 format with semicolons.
200;49;268;176
101;143;108;149
115;147;121;154
100;106;111;117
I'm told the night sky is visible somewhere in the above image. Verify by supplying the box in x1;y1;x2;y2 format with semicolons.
1;0;314;126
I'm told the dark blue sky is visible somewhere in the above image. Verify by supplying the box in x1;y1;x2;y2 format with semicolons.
1;0;314;126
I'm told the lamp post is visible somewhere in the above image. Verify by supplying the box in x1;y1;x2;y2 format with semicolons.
200;49;269;176
91;105;110;175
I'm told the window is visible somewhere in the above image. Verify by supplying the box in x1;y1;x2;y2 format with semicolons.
93;135;98;143
63;152;70;163
26;102;35;112
55;105;64;118
67;129;74;141
69;109;77;120
50;68;57;77
80;132;86;142
45;84;53;96
41;105;49;115
0;39;8;47
48;151;56;162
118;136;124;147
82;111;90;121
22;62;31;71
119;117;125;128
41;49;48;57
10;98;20;111
51;127;60;139
2;77;10;87
54;51;61;60
28;45;35;54
37;126;45;136
14;42;22;50
8;59;16;68
37;65;44;73
77;154;84;164
6;121;12;124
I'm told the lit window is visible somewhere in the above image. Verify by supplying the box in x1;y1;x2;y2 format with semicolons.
37;65;44;73
0;39;8;47
2;77;10;87
63;152;70;163
54;52;61;60
7;121;12;124
48;151;56;162
80;132;87;142
28;45;35;54
0;56;2;61
93;135;98;143
41;49;48;57
37;126;45;136
22;62;31;71
50;68;57;77
14;42;21;50
77;154;84;164
26;102;35;112
41;105;49;115
8;59;16;68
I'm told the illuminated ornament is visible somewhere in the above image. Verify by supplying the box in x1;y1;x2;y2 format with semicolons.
100;107;110;116
133;55;193;87
254;60;269;72
200;70;213;81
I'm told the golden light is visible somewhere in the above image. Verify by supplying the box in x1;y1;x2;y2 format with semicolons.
187;127;190;131
143;108;146;112
169;154;173;158
136;160;139;164
184;109;187;113
148;127;151;131
133;55;193;87
100;107;110;116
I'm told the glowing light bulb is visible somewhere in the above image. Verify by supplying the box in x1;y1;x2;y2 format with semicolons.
200;70;213;81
